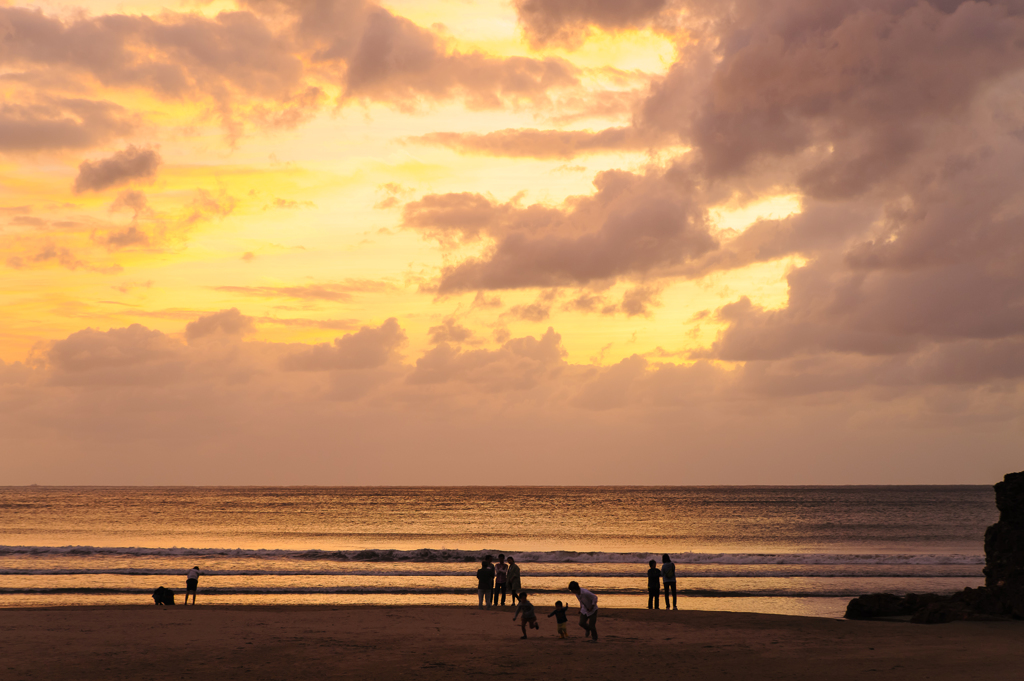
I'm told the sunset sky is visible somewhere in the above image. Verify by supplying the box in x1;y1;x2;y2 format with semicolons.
3;0;1023;484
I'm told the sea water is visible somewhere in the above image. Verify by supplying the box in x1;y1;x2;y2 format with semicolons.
0;486;996;617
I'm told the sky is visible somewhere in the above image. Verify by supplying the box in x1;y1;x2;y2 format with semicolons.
2;0;1023;485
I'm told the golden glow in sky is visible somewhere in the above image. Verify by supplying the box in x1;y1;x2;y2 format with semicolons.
0;0;794;366
3;0;1022;484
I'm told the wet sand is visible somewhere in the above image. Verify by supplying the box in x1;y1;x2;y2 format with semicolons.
2;605;1019;680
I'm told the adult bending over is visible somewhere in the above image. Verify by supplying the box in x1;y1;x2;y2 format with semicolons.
568;581;598;641
184;566;200;605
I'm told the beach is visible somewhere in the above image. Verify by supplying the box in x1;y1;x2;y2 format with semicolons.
2;606;1020;680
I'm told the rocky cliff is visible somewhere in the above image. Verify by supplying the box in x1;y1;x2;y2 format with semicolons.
846;470;1024;623
983;470;1024;617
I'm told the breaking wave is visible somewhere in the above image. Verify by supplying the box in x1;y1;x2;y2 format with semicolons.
0;545;985;565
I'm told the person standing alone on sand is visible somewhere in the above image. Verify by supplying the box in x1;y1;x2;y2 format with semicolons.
647;559;661;609
506;556;522;607
476;558;495;609
494;554;509;606
662;554;677;610
568;581;598;641
184;566;199;605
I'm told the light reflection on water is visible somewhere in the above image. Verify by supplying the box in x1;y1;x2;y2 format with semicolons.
0;485;996;616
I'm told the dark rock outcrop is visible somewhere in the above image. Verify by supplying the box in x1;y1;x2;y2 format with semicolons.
984;470;1024;618
844;592;943;620
846;471;1024;623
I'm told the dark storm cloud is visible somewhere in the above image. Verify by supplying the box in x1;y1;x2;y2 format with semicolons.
74;146;161;193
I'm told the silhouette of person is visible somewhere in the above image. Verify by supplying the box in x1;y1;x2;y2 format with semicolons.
152;586;174;605
476;558;495;609
494;554;509;606
568;581;598;641
662;554;677;610
647;559;662;609
184;566;200;605
506;556;522;607
548;600;570;638
512;591;539;638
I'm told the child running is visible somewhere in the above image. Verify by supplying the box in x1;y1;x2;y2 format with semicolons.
512;592;539;639
548;600;570;638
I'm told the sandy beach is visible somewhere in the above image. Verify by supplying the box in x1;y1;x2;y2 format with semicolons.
1;605;1019;680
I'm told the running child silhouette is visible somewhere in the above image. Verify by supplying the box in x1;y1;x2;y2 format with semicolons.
548;600;570;639
512;592;539;639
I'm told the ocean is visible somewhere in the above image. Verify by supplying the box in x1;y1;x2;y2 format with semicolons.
0;486;997;618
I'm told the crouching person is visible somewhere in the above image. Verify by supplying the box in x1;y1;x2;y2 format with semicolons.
152;586;174;605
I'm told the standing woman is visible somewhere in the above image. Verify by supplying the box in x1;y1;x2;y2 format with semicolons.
662;554;677;610
506;556;522;607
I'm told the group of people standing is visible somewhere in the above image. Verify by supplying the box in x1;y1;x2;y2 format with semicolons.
475;552;679;642
473;553;625;642
475;554;600;641
476;553;521;608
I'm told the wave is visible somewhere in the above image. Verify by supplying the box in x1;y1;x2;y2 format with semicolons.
0;545;986;565
0;568;984;578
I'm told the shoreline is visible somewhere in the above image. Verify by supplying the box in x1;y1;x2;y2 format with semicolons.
3;605;1019;680
0;604;843;616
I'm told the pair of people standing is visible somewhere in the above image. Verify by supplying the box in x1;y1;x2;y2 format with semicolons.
495;554;522;606
646;554;677;610
476;554;521;608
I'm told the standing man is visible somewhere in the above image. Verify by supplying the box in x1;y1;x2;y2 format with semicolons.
476;558;495;609
494;554;509;606
568;581;598;641
185;566;200;605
